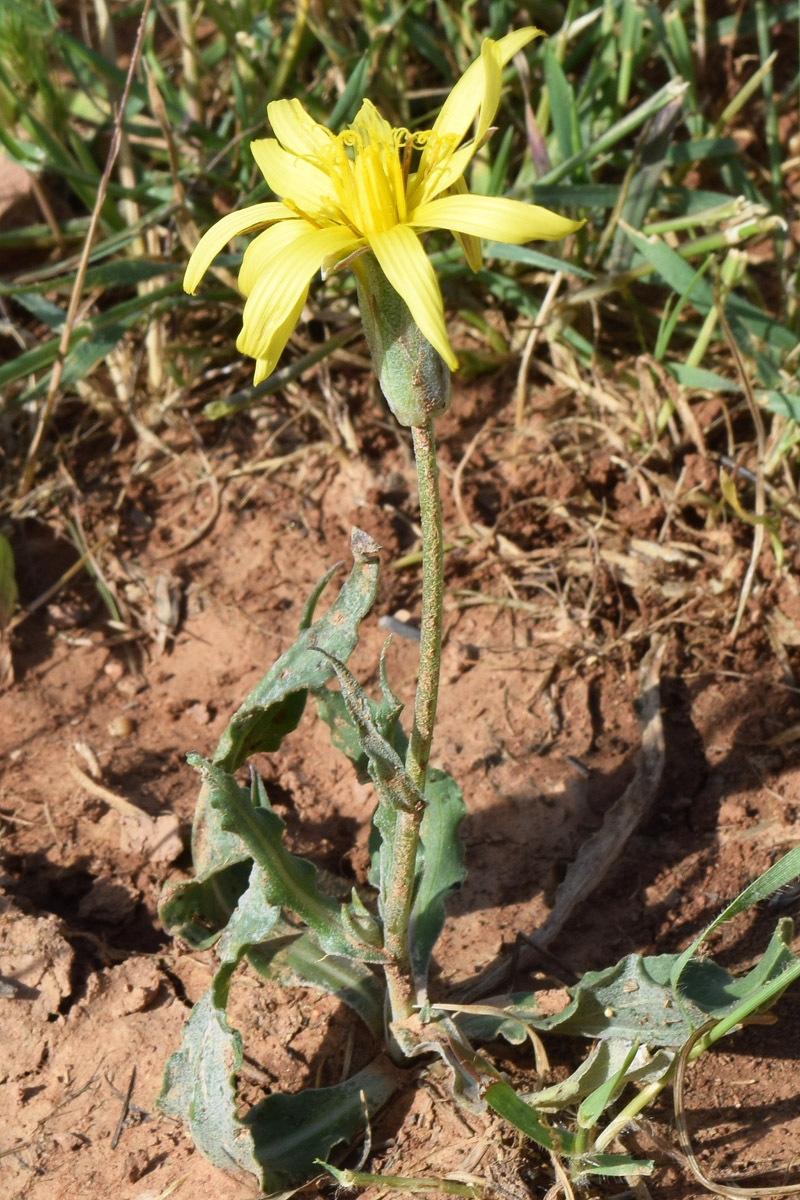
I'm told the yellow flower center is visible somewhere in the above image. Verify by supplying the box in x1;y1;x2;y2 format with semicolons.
302;101;440;236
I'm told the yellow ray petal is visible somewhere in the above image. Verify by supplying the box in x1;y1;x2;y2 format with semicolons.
251;138;335;213
349;98;397;146
438;177;482;272
411;194;584;243
473;38;502;150
267;98;334;155
412;44;501;205
426;44;488;149
238;224;359;361
367;225;457;370
495;26;546;67
413;134;481;205
246;288;310;382
253;357;272;385
238;219;314;296
412;28;543;207
183;202;293;294
429;27;542;147
448;179;482;271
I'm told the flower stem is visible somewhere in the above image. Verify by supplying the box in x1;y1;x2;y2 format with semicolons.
381;807;423;1038
407;418;444;793
382;417;445;1039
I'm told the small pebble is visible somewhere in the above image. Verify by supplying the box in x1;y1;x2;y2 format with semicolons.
107;715;135;739
116;677;142;698
185;701;212;726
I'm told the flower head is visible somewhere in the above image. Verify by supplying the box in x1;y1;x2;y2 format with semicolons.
185;27;583;384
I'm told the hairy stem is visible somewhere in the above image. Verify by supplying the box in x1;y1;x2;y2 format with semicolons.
382;417;445;1038
407;418;444;793
381;808;424;1039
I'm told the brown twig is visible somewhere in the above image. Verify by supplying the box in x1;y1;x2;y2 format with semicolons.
67;758;151;825
110;1066;137;1150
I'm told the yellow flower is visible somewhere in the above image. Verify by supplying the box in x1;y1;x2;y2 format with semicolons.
184;27;583;383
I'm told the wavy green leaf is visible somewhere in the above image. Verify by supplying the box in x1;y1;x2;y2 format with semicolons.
158;859;253;950
249;932;384;1039
195;756;385;963
410;768;466;989
212;529;381;771
462;915;799;1052
158;970;269;1187
159;955;397;1190
246;1057;401;1184
216;862;282;965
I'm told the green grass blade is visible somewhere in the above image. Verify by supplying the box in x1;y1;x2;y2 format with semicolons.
670;846;800;998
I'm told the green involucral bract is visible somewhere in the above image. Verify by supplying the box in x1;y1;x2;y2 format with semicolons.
354;251;451;427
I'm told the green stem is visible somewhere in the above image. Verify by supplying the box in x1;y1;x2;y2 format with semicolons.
407;418;444;793
382;417;445;1037
382;809;424;1034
